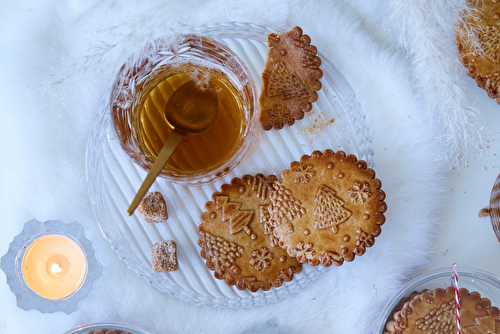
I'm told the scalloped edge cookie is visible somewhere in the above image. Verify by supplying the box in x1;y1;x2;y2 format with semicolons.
454;0;500;103
269;150;386;267
259;26;323;130
198;174;302;292
384;287;500;333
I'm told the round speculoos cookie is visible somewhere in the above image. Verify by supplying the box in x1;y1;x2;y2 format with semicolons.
384;286;500;334
454;0;500;104
270;149;387;267
198;174;302;292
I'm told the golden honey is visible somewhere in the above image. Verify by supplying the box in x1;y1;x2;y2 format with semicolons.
132;63;245;175
111;35;257;184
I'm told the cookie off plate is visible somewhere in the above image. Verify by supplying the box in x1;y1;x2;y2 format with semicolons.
375;267;500;334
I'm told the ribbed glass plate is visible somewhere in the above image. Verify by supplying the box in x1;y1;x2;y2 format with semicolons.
86;22;373;308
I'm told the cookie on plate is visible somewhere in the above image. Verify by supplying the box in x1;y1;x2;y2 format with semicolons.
384;287;500;333
259;26;323;130
270;150;386;267
198;174;302;292
454;0;500;103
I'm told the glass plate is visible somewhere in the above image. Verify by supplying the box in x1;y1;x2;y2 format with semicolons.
62;322;153;334
374;267;500;334
86;22;373;308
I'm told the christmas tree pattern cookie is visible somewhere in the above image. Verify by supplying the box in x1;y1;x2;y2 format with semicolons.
384;287;500;334
270;150;387;267
454;0;500;104
259;26;323;130
198;174;302;292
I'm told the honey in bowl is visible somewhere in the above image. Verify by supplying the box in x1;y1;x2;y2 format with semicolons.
133;63;244;174
111;34;257;184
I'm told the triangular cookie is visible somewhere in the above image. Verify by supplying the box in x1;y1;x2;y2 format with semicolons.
259;26;323;130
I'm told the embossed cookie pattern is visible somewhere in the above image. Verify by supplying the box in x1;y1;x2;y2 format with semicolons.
270;150;387;267
313;184;352;233
259;26;323;130
384;287;500;334
454;0;500;104
198;174;302;292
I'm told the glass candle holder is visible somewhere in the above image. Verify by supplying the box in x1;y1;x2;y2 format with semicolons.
110;33;258;185
1;219;102;314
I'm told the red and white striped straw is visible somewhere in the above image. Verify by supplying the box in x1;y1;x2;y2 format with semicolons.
452;263;461;334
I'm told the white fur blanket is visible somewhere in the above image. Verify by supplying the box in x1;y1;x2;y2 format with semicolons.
0;0;481;333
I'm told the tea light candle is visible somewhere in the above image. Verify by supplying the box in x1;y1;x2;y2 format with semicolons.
21;234;87;299
1;219;102;314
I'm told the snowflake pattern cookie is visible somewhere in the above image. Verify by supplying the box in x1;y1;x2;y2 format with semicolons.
454;0;500;104
270;150;387;267
259;26;323;130
384;287;500;334
198;174;302;292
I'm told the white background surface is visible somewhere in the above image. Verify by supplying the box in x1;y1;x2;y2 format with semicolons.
430;82;500;274
1;0;500;333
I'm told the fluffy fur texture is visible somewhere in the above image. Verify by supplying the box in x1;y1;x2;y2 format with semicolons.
390;0;484;166
0;0;477;333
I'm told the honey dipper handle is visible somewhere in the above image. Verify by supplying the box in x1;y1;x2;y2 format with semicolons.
127;130;185;216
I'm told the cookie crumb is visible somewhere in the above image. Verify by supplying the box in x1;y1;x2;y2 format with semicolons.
479;207;491;217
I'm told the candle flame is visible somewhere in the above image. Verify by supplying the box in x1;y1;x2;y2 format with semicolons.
50;262;63;275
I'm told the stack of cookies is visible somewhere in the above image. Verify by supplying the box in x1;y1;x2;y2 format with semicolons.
197;149;387;292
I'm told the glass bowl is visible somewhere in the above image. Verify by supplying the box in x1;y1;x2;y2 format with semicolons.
62;322;152;334
110;33;257;185
375;267;500;334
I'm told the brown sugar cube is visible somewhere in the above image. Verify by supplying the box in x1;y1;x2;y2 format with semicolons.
152;240;178;272
137;191;168;223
